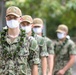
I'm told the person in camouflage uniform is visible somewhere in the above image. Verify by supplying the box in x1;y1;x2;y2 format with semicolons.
32;18;54;75
45;36;54;75
20;15;40;75
0;6;39;75
53;24;76;75
32;18;50;75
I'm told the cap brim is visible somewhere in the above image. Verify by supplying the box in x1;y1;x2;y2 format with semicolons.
6;13;20;17
56;30;64;33
20;20;32;23
33;24;42;27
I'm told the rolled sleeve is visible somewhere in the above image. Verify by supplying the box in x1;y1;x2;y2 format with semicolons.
69;43;76;55
40;40;48;57
47;40;54;55
29;39;40;65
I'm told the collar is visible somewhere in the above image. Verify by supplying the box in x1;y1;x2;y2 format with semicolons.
5;33;20;44
57;38;68;46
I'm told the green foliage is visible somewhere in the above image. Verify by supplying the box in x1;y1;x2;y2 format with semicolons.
5;0;76;39
60;0;76;37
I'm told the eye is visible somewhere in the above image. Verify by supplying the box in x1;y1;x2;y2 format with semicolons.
21;24;26;27
34;26;41;28
6;15;18;20
21;21;30;26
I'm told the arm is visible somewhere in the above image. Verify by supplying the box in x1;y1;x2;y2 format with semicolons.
31;64;38;75
57;55;76;75
30;39;40;75
40;38;48;75
47;39;55;75
63;55;75;72
63;43;76;71
48;54;54;75
41;56;47;75
57;41;76;75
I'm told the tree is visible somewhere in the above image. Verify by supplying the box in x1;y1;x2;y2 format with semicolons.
5;0;76;39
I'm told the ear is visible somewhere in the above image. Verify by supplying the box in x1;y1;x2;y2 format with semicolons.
18;17;23;22
32;24;34;28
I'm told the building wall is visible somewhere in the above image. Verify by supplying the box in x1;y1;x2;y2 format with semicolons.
0;0;6;31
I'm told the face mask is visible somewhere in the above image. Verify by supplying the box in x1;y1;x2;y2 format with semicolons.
6;19;19;28
21;25;31;33
57;33;65;39
33;28;42;34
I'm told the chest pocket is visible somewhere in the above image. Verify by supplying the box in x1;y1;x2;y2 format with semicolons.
60;44;69;55
55;40;70;55
55;40;70;60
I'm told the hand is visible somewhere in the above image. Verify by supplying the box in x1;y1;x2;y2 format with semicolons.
56;69;65;75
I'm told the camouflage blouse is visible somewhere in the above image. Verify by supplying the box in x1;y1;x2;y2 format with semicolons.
44;37;54;55
53;38;76;75
34;34;48;57
0;29;39;75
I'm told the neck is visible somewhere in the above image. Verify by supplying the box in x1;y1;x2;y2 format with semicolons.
59;37;66;42
36;33;42;36
26;31;32;37
8;27;20;37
